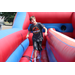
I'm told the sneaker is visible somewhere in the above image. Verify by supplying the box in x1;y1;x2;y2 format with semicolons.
34;58;36;62
37;55;40;59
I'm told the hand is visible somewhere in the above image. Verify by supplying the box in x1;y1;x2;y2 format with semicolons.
44;32;47;36
26;35;29;38
43;27;47;36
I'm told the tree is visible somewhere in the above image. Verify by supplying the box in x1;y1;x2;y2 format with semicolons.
0;12;16;22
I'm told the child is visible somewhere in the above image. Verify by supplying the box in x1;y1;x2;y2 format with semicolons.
26;16;47;62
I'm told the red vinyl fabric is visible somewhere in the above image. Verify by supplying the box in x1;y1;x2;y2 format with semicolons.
46;28;75;62
72;12;75;38
20;46;49;62
22;12;73;30
0;30;28;62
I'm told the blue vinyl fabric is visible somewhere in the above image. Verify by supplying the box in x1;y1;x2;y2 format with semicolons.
0;12;27;39
12;12;26;29
28;23;73;32
0;28;21;39
6;38;29;62
46;41;57;62
0;12;29;62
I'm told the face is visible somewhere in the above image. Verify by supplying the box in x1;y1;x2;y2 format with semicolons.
31;18;36;24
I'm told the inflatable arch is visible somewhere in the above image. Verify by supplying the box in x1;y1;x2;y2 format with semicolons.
0;12;75;62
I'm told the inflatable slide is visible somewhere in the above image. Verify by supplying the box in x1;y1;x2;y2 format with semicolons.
0;12;75;62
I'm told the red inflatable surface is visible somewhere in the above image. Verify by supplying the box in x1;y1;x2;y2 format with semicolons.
20;46;49;62
47;28;75;62
0;30;28;62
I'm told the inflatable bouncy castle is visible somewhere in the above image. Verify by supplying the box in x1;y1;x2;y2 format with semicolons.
0;12;75;62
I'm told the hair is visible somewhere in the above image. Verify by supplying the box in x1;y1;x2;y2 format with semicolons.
29;16;35;21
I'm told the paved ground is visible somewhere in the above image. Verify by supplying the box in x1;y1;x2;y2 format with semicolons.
2;25;12;30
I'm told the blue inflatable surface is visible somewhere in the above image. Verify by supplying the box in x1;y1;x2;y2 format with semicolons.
28;23;73;32
46;41;57;62
6;39;29;62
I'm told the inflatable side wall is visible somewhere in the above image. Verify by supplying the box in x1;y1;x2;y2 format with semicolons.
72;12;75;38
46;28;75;62
0;30;28;62
46;12;75;62
0;12;29;62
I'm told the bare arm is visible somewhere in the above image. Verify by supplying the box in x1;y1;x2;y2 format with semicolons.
27;31;31;35
26;31;31;38
43;27;47;36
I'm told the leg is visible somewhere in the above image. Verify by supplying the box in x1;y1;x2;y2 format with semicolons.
33;41;38;62
36;41;42;59
34;49;37;58
38;41;42;52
